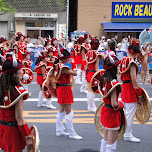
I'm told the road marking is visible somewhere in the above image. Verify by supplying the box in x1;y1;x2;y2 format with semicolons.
26;98;152;102
24;110;152;125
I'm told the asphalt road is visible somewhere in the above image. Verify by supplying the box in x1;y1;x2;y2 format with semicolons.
3;73;152;152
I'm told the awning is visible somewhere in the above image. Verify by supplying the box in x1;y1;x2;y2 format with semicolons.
102;22;152;32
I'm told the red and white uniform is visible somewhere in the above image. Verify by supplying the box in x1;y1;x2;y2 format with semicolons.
73;44;82;64
120;56;140;139
86;50;102;83
52;46;59;57
120;57;139;103
35;61;46;85
100;80;122;129
55;63;74;105
23;59;33;69
0;86;29;152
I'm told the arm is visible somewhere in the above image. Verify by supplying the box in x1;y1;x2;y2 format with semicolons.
81;48;87;70
41;65;46;80
111;88;119;109
95;56;100;71
130;64;143;97
62;68;77;76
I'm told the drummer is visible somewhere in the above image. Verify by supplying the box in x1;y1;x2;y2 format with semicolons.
100;55;123;152
120;39;143;143
0;55;33;151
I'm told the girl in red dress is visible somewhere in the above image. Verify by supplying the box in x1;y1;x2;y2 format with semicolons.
86;38;103;112
35;52;56;109
54;48;82;140
44;38;51;50
100;55;123;152
0;55;32;152
51;37;59;57
120;39;143;143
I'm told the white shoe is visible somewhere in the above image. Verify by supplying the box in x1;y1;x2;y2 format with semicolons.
47;104;56;109
80;89;88;94
37;103;46;107
88;108;97;113
124;136;141;143
69;135;83;140
56;132;69;136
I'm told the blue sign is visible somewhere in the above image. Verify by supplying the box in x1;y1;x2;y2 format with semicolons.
112;2;152;18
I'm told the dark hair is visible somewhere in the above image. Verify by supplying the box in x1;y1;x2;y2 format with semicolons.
128;42;140;54
90;38;99;50
68;37;71;42
100;56;119;89
35;52;46;65
0;73;21;104
0;37;5;43
108;39;116;54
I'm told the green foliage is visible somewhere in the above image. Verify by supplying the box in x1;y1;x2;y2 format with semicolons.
0;0;16;13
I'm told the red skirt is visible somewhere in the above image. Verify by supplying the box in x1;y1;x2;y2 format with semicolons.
37;75;44;85
101;105;121;128
57;86;74;105
54;51;58;57
74;54;82;64
121;83;138;103
86;71;95;83
0;124;26;152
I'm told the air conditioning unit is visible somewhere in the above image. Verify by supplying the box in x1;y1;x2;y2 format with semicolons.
43;22;55;27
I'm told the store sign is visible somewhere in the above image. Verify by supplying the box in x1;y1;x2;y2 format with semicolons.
112;2;152;18
15;12;58;18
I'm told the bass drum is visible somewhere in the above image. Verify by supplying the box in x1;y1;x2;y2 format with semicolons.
42;80;52;99
94;102;126;141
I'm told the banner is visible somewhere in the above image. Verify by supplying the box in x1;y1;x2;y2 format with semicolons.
112;2;152;18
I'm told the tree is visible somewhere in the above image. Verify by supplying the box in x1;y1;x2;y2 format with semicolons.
0;0;16;14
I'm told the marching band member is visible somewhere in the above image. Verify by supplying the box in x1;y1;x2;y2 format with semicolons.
74;37;84;84
55;48;82;140
44;38;52;50
0;55;33;151
86;38;103;112
100;55;123;152
80;34;91;93
35;52;56;109
51;37;59;57
120;39;143;143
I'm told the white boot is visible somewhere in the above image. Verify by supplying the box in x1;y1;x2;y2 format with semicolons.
105;142;117;152
75;68;82;84
87;91;97;112
46;99;56;109
100;139;107;152
37;90;45;107
56;111;69;136
80;70;88;93
65;111;83;140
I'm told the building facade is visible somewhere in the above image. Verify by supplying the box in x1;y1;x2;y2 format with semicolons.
77;0;152;40
0;0;67;40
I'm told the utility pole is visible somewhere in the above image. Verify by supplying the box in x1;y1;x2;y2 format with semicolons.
66;0;69;47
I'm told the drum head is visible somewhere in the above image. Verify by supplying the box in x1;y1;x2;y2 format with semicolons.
28;125;40;152
94;102;126;141
135;87;151;124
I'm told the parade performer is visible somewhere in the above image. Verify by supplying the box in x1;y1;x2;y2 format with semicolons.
35;52;56;109
55;48;82;140
15;32;27;60
0;55;33;151
74;37;84;84
0;37;9;57
44;38;52;50
51;37;59;57
86;38;103;112
100;55;123;152
80;34;91;93
120;39;143;142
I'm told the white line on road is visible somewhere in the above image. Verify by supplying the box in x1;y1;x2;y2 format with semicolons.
26;98;152;102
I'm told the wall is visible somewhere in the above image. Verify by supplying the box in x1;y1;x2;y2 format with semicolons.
77;0;152;38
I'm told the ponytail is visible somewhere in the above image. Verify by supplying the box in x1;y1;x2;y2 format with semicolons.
35;58;41;65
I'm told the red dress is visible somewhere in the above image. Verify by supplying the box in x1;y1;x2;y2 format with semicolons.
73;44;82;64
52;46;59;57
23;59;32;69
120;57;139;103
36;61;46;85
101;80;122;129
55;63;74;105
0;86;29;152
86;50;102;83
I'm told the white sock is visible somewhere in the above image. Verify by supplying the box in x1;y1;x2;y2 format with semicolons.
105;141;117;152
100;139;107;152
